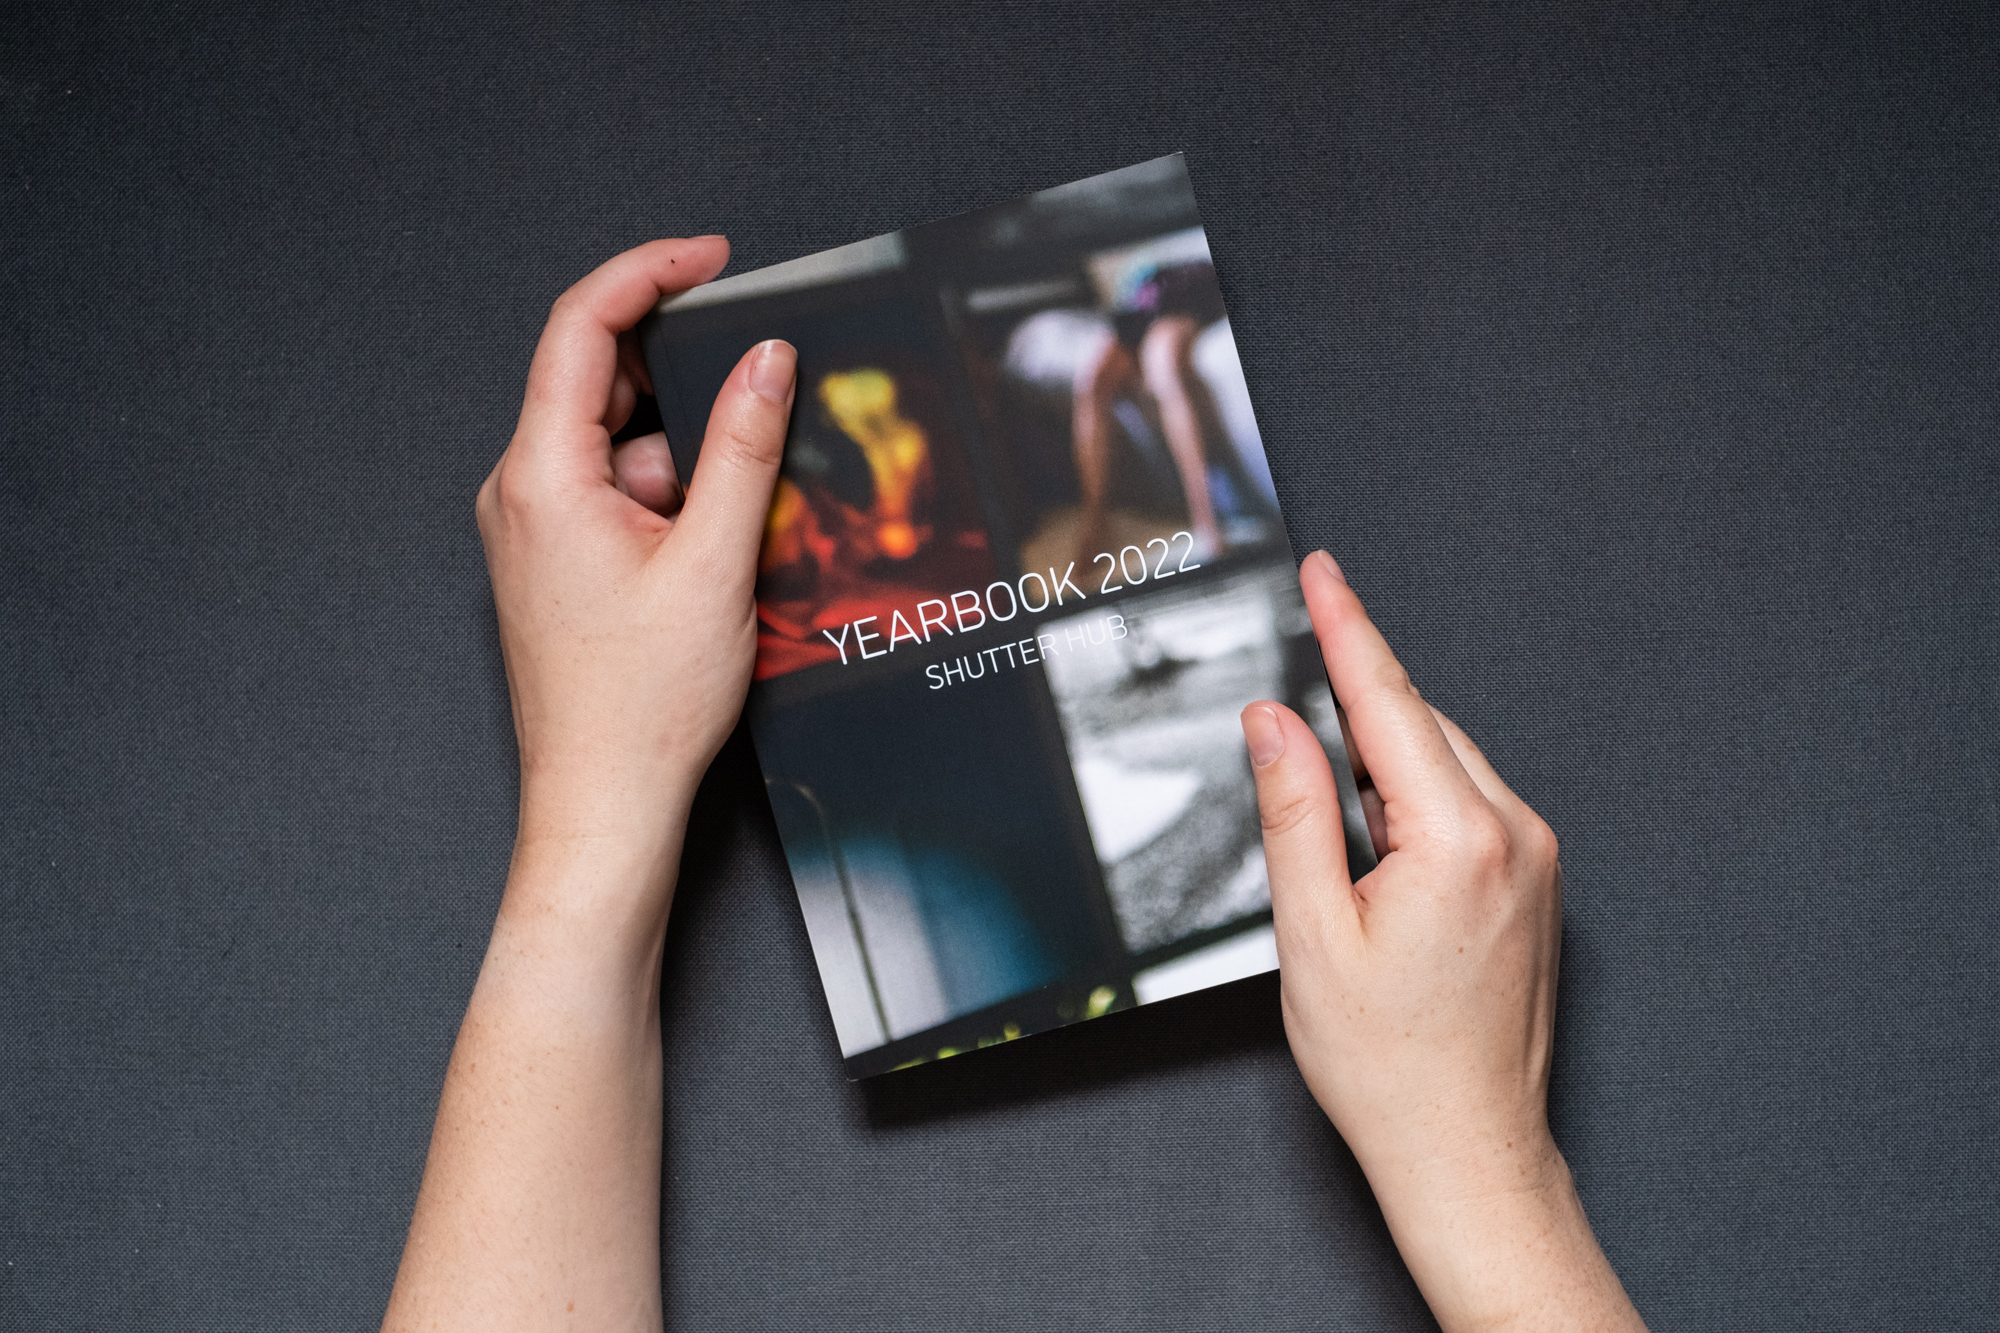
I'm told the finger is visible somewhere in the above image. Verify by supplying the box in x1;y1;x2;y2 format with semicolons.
1333;705;1387;857
611;433;684;516
1242;701;1361;937
514;236;729;470
606;361;641;439
1299;551;1485;835
1336;706;1367;784
1360;788;1387;859
617;329;655;398
671;340;797;585
1427;706;1525;816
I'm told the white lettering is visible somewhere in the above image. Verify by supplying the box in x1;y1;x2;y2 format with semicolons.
951;589;986;634
916;598;952;640
985;580;1018;622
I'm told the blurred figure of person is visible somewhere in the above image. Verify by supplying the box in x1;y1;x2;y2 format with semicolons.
1005;257;1275;566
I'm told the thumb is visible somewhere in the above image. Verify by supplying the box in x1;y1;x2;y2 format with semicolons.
1242;701;1359;941
671;339;798;584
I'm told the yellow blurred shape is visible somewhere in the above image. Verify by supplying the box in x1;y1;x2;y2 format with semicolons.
818;368;929;558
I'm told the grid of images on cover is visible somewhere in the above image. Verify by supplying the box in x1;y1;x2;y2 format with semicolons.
642;156;1375;1077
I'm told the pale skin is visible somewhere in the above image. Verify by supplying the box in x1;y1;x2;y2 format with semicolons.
1242;552;1646;1332
383;238;1647;1333
1070;314;1223;563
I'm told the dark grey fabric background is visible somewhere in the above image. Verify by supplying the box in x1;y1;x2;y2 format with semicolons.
4;2;1995;1328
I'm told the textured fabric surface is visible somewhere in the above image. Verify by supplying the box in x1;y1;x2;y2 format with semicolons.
3;3;1995;1328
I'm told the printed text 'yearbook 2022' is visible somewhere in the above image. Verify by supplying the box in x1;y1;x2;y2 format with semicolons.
641;155;1374;1078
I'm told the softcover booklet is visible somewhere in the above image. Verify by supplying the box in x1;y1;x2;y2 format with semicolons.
642;155;1374;1078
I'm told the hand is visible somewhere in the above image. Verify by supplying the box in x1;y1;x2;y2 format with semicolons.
1241;550;1644;1332
385;240;795;1333
475;237;796;888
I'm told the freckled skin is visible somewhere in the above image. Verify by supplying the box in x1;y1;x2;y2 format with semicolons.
382;238;796;1333
1243;552;1646;1333
384;238;1643;1333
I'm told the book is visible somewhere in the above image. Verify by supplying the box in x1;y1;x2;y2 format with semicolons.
641;155;1375;1078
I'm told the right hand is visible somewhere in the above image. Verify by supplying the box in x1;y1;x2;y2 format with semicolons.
1241;550;1644;1332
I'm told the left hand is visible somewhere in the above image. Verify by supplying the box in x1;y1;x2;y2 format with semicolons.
475;237;796;880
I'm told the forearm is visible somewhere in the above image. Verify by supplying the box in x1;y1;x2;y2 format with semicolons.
384;821;686;1333
1368;1137;1646;1333
390;241;787;1326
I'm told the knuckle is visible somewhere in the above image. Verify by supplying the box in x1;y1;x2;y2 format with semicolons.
718;414;785;470
1456;807;1512;869
492;463;536;518
1525;815;1560;869
1367;655;1419;703
1258;785;1320;841
1438;710;1483;757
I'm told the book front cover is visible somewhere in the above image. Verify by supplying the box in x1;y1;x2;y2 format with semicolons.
643;156;1375;1077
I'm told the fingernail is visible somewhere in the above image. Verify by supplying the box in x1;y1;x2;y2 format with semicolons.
748;340;796;404
1242;704;1287;769
1311;549;1346;585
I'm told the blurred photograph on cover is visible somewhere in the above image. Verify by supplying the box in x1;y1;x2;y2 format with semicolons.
642;155;1374;1077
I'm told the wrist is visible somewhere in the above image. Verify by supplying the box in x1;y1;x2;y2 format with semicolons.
1357;1116;1565;1214
516;753;701;860
475;834;680;1031
497;770;699;973
1365;1137;1636;1333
